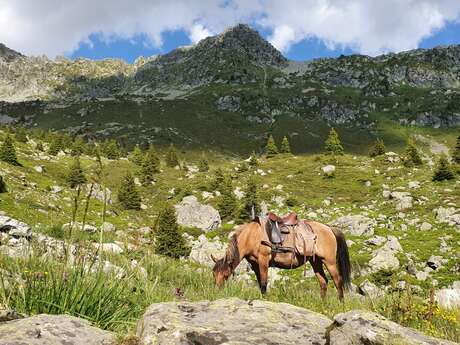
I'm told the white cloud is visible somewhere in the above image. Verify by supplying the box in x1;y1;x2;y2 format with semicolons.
0;0;459;58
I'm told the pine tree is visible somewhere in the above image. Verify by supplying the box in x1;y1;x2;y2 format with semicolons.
403;137;423;167
249;151;258;168
210;168;225;192
237;178;259;222
71;136;85;156
265;135;279;157
432;155;455;181
15;127;28;143
0;176;7;193
324;128;344;155
453;134;460;165
369;138;386;157
48;135;64;156
66;156;87;188
0;135;20;166
166;144;179;167
117;172;142;210
154;203;189;258
140;146;160;185
218;175;237;220
280;136;291;154
103;139;121;160
129;145;144;165
198;154;209;172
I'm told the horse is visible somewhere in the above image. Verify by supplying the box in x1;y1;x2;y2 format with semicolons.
211;217;351;300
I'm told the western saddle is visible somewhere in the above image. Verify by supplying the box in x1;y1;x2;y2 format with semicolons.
267;211;298;226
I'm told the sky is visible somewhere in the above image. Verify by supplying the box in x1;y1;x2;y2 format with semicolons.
1;0;460;63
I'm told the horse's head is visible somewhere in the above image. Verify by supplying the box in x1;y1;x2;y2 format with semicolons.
211;254;233;286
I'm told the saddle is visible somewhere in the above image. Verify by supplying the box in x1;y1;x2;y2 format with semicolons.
267;211;298;226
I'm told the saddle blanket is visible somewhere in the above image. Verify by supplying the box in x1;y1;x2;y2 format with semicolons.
282;221;317;257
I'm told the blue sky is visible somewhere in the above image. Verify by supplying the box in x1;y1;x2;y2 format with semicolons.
2;1;460;61
69;21;460;63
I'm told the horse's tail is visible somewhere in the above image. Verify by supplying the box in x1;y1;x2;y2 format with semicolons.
331;227;351;290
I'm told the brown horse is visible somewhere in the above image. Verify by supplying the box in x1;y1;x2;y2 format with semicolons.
212;218;351;300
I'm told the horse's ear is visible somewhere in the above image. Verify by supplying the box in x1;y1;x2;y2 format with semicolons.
252;215;261;224
211;254;218;263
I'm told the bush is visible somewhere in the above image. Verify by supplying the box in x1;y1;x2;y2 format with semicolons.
165;144;179;167
285;196;299;207
369;138;386;157
198;156;209;172
102;139;121;160
237;177;259;222
48;135;64;156
403;137;423;167
129;145;144;166
265;135;278;157
0;176;7;193
14;127;28;143
71;136;86;156
0;134;20;166
324;128;344;155
117;172;141;210
140;146;160;185
249;151;258;168
432;155;455;181
154;203;189;258
280;136;291;154
210;168;225;192
453;134;460;165
66;156;87;188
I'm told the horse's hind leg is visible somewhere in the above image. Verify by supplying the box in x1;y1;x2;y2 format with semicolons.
324;261;344;301
310;258;328;299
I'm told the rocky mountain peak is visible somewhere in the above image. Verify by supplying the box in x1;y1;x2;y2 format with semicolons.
0;43;23;62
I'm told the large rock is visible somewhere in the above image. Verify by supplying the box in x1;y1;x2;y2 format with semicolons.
332;215;375;236
435;288;460;309
329;310;456;345
0;215;31;239
175;195;221;231
137;298;331;345
188;234;225;267
0;314;114;345
434;207;460;229
368;236;402;272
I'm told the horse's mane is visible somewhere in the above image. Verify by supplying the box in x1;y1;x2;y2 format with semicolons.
214;223;249;273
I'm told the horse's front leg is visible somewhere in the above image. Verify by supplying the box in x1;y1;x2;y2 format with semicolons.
258;256;270;294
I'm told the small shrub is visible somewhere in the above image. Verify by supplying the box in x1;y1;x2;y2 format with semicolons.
237;177;259;222
0;135;20;166
285;196;299;207
280;136;291;154
453;134;460;165
249;151;258;167
140;146;160;185
14;127;28;143
48;135;64;156
117;172;141;210
403;137;423;167
198;156;209;172
165;144;179;167
265;135;278;157
432;155;455;181
218;175;237;220
369;138;386;157
324;128;344;155
66;156;87;188
209;168;225;192
129;145;144;165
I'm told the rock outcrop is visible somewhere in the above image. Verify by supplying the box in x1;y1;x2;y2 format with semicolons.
175;195;221;231
0;314;114;345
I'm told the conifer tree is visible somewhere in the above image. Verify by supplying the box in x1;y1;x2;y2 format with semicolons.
14;127;28;143
48;135;64;156
198;154;209;172
218;175;237;220
280;136;291;154
210;168;225;192
71;136;85;156
117;172;141;210
248;151;258;168
432;155;455;181
66;156;87;188
369;138;386;157
237;178;259;222
129;145;144;165
154;203;189;258
140;146;160;185
324;128;344;155
265;135;279;157
453;134;460;165
403;137;423;167
166;143;180;167
0;135;20;166
0;176;7;193
103;139;121;160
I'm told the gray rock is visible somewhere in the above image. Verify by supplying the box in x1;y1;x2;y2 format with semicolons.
100;222;115;232
427;255;445;270
419;222;433;231
322;165;336;176
332;215;375;236
175;195;221;232
0;314;114;344
329;310;456;344
435;288;460;309
369;236;402;272
0;216;31;239
358;279;384;299
137;298;331;345
188;234;225;267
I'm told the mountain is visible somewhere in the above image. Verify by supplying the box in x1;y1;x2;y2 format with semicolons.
0;24;459;153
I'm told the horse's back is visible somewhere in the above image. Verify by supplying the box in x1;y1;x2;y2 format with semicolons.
304;220;337;260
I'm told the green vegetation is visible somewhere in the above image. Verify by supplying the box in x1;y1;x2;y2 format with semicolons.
324;128;344;155
117;172;141;210
154;203;189;258
48;135;64;156
14;127;28;143
66;156;87;188
218;175;237;220
432;155;455;181
198;154;209;172
237;177;259;222
403;137;423;167
0;134;20;166
265;134;279;157
140;146;160;186
369;138;386;157
129;145;144;166
102;139;121;160
0;175;7;193
453;134;460;164
165;144;179;167
280;136;291;154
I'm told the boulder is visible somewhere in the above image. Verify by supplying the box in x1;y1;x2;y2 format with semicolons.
322;165;336;176
390;191;413;211
0;314;114;345
175;195;221;232
137;298;331;345
435;288;460;309
419;222;433;231
0;215;31;239
358;279;384;299
329;310;455;345
434;207;460;228
188;234;226;267
368;236;402;272
332;215;375;236
93;243;123;254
